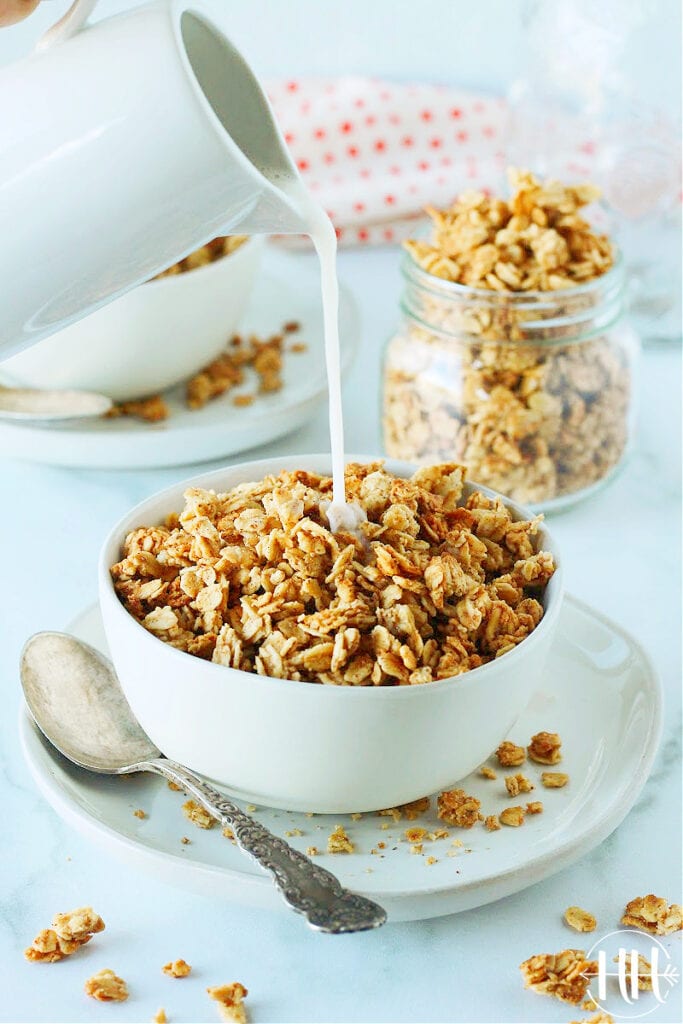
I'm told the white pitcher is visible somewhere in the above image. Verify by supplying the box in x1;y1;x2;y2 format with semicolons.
0;0;309;358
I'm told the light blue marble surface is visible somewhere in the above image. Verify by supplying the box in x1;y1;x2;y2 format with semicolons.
0;248;680;1023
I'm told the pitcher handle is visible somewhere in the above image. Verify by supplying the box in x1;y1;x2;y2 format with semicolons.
34;0;97;52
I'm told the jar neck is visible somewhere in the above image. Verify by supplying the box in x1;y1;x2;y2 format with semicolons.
400;253;625;345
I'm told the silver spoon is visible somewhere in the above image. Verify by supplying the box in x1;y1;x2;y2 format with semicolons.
20;631;387;934
0;385;112;424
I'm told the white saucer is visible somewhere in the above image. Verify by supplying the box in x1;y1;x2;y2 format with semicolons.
20;596;661;923
0;252;358;470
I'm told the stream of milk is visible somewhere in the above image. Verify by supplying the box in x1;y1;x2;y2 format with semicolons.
284;184;366;534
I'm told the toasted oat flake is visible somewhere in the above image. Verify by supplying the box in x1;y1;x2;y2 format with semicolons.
520;949;597;1004
437;788;482;828
505;772;534;796
410;843;423;855
107;395;169;423
168;781;183;792
327;825;354;854
621;895;682;935
182;799;215;829
425;856;437;866
153;1010;167;1024
306;846;319;856
528;731;562;764
84;968;129;1002
163;959;192;978
133;808;147;819
526;801;543;814
181;836;191;844
542;771;569;788
564;906;597;933
111;464;554;686
484;814;501;832
500;805;525;827
496;741;526;767
207;982;248;1023
153;235;247;280
479;765;497;779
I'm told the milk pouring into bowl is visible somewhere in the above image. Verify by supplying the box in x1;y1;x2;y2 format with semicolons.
0;0;360;525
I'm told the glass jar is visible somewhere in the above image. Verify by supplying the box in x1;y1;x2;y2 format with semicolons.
383;250;638;510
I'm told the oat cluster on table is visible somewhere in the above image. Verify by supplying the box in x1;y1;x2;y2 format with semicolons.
111;462;555;684
84;968;129;1002
621;894;682;935
564;906;597;933
207;982;249;1024
163;958;192;978
520;948;598;1005
24;906;104;963
384;169;630;505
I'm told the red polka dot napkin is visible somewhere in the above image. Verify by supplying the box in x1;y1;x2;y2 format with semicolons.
267;77;509;246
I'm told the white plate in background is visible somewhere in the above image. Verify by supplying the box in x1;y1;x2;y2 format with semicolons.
0;253;358;470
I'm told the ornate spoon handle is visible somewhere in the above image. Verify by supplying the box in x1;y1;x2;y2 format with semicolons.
138;758;387;934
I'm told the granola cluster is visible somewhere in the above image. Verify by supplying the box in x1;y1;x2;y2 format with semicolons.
520;949;597;1005
207;982;249;1024
110;463;555;684
621;894;682;935
24;906;104;963
84;968;129;1002
383;170;631;505
109;322;304;423
153;235;247;279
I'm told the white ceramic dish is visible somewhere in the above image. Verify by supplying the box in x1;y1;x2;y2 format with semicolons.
2;236;264;402
20;596;661;922
0;254;359;469
99;454;563;813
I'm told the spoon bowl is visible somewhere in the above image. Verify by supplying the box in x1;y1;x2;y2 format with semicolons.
0;386;112;424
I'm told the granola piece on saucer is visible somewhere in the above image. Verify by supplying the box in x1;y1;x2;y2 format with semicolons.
495;741;526;767
327;825;354;854
436;788;482;828
528;730;562;764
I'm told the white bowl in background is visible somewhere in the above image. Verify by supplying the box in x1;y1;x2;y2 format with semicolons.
2;236;264;402
98;455;564;813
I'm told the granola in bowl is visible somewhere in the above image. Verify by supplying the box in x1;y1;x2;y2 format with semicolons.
110;462;555;685
99;454;562;812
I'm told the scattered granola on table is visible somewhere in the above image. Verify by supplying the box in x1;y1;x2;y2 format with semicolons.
479;765;497;779
153;1010;167;1024
383;169;632;505
484;814;501;832
378;797;431;821
162;959;192;978
84;968;129;1002
526;801;543;814
437;789;482;828
24;906;105;963
107;394;170;423
110;462;555;684
542;771;569;788
520;949;598;1004
621;895;682;935
207;982;249;1023
564;906;597;933
528;730;562;764
614;953;653;991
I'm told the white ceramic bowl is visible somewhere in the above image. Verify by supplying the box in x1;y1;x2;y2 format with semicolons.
99;455;564;812
2;236;264;402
